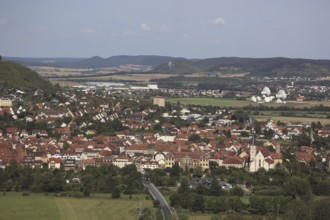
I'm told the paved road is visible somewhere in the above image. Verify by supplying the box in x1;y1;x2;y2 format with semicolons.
143;180;175;220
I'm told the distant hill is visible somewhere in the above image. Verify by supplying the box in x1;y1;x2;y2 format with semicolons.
5;57;85;66
154;57;330;77
6;55;330;77
7;55;177;68
0;59;56;92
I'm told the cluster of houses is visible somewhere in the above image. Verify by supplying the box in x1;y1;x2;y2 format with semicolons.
0;87;329;174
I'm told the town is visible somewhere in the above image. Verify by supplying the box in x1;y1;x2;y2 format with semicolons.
1;84;329;174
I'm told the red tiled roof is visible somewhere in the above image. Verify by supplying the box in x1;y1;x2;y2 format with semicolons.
295;152;314;162
223;156;244;165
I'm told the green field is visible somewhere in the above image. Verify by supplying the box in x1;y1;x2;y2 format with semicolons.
0;192;152;220
168;97;251;107
167;97;330;108
167;97;330;123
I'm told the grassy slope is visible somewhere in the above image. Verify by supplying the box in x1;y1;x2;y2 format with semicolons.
0;60;55;92
0;193;152;220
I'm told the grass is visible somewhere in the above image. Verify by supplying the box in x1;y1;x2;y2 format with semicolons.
0;192;152;220
168;97;330;123
181;212;284;220
168;97;330;108
168;97;252;107
253;115;330;124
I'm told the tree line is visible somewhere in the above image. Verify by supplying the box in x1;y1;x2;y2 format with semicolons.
0;160;144;198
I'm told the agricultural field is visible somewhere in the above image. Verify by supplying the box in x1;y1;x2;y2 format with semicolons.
167;97;330;123
0;192;152;220
167;97;252;108
167;97;330;109
185;72;250;78
253;115;330;124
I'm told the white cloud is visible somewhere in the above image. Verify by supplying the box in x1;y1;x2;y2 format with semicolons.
211;17;226;26
141;23;151;32
81;28;96;35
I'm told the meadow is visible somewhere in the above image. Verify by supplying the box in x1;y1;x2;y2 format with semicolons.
168;97;330;108
167;97;330;124
0;192;152;220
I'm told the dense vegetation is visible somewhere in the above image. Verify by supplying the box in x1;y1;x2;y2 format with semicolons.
0;160;144;198
155;57;330;77
142;161;330;219
7;55;175;68
0;60;56;93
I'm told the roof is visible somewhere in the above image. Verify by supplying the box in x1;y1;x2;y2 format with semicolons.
223;156;244;165
295;152;314;162
49;157;61;163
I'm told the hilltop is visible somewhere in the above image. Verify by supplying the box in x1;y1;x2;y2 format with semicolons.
0;58;56;93
7;55;176;68
6;55;330;77
155;57;330;77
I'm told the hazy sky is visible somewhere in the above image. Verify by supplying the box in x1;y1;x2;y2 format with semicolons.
1;0;330;59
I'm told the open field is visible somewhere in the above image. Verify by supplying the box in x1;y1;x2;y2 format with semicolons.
0;192;152;220
108;73;176;81
49;80;81;87
31;65;154;77
168;97;252;107
253;115;330;124
168;97;330;123
48;73;176;84
185;72;250;78
30;66;92;77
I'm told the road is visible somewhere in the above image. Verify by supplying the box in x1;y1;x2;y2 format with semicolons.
142;180;176;220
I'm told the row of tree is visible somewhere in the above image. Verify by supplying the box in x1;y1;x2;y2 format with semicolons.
0;160;144;198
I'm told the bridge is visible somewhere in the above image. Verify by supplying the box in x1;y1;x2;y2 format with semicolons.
142;180;177;220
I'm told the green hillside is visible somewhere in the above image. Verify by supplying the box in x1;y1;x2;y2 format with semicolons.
0;59;56;92
155;57;330;77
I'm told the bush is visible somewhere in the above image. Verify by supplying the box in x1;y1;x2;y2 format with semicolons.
230;186;244;197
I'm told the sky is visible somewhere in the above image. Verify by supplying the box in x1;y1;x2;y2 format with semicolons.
1;0;330;59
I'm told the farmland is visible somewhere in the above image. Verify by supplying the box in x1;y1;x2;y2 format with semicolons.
0;192;152;220
167;97;330;124
167;97;330;108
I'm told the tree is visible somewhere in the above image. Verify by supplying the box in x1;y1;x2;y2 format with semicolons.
188;133;202;143
170;161;181;181
112;186;121;199
193;166;203;178
223;130;231;138
178;176;190;194
315;180;330;195
230;186;244;197
83;187;90;197
196;183;207;195
139;208;152;220
312;198;330;220
284;176;313;200
192;195;205;212
285;200;312;220
210;178;222;196
20;167;34;190
249;196;268;214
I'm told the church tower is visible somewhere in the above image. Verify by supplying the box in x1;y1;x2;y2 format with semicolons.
249;130;257;172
